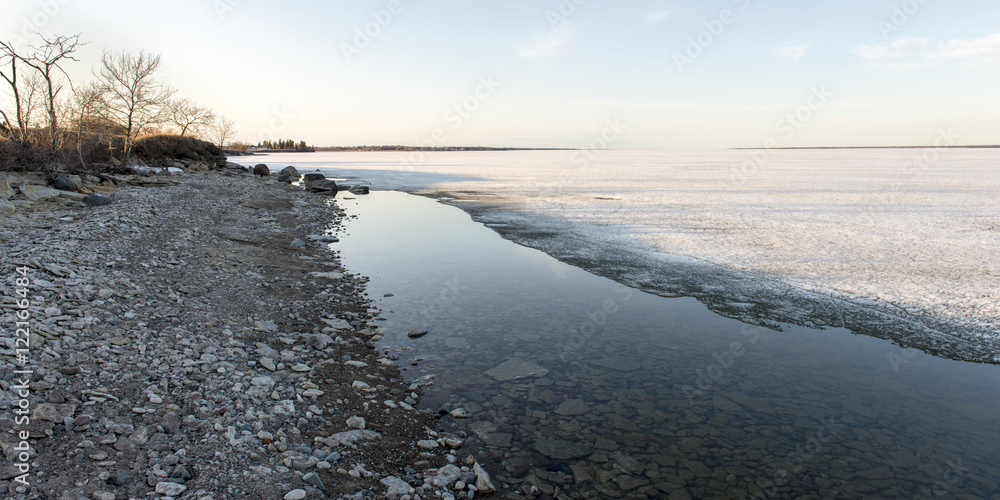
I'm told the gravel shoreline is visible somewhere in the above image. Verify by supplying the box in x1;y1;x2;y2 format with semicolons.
0;170;496;499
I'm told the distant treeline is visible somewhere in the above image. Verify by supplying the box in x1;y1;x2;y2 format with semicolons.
256;139;313;151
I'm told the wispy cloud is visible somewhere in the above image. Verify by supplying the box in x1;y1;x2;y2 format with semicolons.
519;25;572;59
769;43;811;62
645;10;672;25
854;33;1000;68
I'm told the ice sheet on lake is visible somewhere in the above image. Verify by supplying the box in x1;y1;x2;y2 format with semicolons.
241;149;1000;363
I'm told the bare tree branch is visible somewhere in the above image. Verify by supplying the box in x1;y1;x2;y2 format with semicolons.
16;33;84;150
95;49;175;165
211;115;237;148
0;40;29;147
169;98;215;137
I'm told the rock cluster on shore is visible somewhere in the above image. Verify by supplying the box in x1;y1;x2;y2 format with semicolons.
0;167;498;499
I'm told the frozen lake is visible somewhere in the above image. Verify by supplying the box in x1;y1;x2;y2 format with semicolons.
233;149;1000;363
331;190;1000;498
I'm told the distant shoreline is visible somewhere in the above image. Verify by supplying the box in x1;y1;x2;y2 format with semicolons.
228;146;575;155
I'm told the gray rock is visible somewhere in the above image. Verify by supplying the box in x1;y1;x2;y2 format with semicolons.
154;481;187;496
417;439;439;450
291;238;306;248
346;416;365;429
52;176;76;191
474;462;496;493
0;198;15;215
260;357;276;371
306;234;340;243
554;399;589;416
283;490;307;500
328;429;381;448
32;403;77;423
303;471;325;490
19;184;62;201
380;476;413;495
427;464;462;487
161;411;181;434
83;193;112;206
484;358;549;381
302;173;326;185
587;356;641;371
307;179;339;193
253;164;270;177
534;439;592;460
407;328;429;339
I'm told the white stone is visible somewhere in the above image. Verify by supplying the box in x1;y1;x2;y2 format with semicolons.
283;489;307;500
154;482;187;496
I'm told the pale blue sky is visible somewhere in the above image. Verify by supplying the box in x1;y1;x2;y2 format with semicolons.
4;0;999;148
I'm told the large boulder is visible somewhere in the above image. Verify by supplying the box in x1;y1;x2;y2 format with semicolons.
51;176;77;192
308;179;339;193
302;173;326;185
253;164;270;177
82;193;112;206
302;173;338;193
277;166;301;184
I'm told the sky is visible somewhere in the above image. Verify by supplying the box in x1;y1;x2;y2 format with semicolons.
3;0;999;149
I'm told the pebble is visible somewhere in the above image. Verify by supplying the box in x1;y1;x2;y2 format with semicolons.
283;489;307;500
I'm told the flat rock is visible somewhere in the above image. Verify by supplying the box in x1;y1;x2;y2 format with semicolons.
309;271;344;279
587;356;640;371
427;464;462;487
555;399;590;416
474;462;496;493
82;193;112;206
328;429;381;448
484;358;549;381
534;439;592;460
321;318;351;330
283;490;306;500
18;184;62;201
0;198;15;215
307;234;340;243
712;394;744;412
32;403;77;423
154;482;187;496
380;476;413;495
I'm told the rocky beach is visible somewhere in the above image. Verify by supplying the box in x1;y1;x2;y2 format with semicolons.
0;166;496;499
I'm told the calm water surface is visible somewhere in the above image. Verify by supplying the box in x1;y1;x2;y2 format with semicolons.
334;191;999;499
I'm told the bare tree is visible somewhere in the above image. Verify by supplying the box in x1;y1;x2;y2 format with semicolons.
211;115;237;148
16;34;83;150
19;71;46;131
169;98;215;137
0;40;30;148
70;81;106;169
96;50;174;165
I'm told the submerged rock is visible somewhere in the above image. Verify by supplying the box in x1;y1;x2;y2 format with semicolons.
484;358;549;381
534;439;592;460
407;328;429;339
